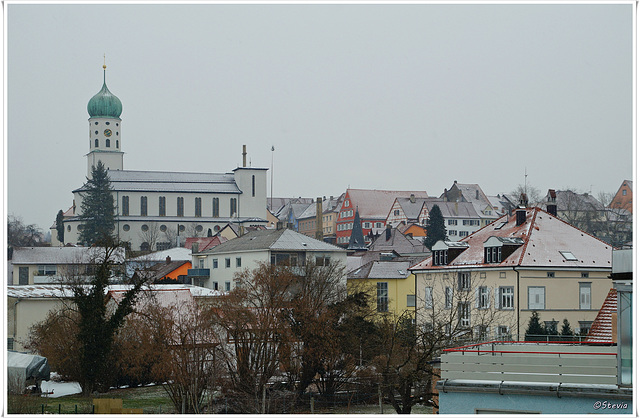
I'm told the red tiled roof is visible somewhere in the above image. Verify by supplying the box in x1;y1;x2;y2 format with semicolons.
345;189;429;219
184;236;226;252
410;207;612;270
586;288;617;342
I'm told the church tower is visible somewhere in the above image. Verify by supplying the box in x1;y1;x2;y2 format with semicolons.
86;63;123;177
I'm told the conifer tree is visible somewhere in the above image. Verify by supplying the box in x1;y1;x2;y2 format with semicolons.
525;311;546;340
561;318;574;336
78;162;115;246
56;210;65;244
424;204;447;249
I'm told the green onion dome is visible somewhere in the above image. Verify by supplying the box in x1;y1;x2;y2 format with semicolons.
87;67;122;119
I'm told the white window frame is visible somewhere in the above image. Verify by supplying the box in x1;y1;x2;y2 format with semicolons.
477;286;490;309
580;282;591;310
445;286;453;309
425;286;433;309
496;286;514;310
528;286;545;310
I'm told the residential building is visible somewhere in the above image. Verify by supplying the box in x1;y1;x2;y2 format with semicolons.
10;246;125;286
435;248;632;414
410;207;613;341
296;194;344;242
51;66;268;251
132;257;192;284
188;226;347;290
609;180;633;213
347;227;429;317
335;189;428;246
274;198;314;231
7;284;220;352
440;181;497;220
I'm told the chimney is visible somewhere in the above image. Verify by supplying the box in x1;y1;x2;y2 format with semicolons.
166;256;171;264
315;197;323;241
191;242;199;253
242;145;247;167
386;223;392;241
476;190;479;200
443;189;448;202
516;209;526;226
276;221;283;230
410;194;416;203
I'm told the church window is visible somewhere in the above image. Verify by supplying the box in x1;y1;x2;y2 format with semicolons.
159;196;166;216
230;198;237;217
160;224;167;232
179;225;185;232
252;175;256;197
116;140;119;148
123;224;130;231
122;196;129;216
195;197;202;217
196;225;203;232
95;138;99;147
94;122;98;125
141;224;149;232
140;196;148;216
177;197;184;217
105;121;110;125
214;225;220;232
212;198;219;217
106;139;110;147
95;131;99;135
116;123;119;126
116;132;119;136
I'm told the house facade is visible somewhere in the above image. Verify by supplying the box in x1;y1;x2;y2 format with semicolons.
10;246;125;286
335;189;428;246
410;207;613;341
608;180;633;213
189;227;348;291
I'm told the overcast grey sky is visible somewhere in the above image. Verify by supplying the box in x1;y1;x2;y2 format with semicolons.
6;2;634;231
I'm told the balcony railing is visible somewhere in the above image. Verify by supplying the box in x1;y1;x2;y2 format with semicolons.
187;268;210;278
441;340;617;385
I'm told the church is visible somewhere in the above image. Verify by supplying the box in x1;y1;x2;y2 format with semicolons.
52;65;268;251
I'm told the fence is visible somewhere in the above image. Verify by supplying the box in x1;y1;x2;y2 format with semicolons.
441;340;617;385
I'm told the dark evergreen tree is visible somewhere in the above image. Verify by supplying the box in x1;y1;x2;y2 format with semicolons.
56;210;65;244
78;162;115;246
525;311;546;340
424;204;447;249
72;244;145;395
561;318;574;336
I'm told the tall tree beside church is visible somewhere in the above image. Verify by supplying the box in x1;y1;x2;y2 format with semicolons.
424;204;446;249
79;162;115;246
56;210;65;244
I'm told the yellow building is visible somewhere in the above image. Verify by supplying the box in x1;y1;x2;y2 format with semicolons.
410;207;613;341
347;257;417;318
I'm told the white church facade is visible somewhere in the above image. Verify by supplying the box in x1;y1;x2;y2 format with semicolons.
52;66;268;251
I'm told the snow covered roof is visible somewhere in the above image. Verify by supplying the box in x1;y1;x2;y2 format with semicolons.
423;200;479;218
411;207;612;270
12;246;125;265
201;228;346;254
74;170;242;194
129;247;192;262
345;189;429;219
7;284;222;299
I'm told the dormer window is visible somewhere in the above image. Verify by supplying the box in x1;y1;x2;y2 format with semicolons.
483;236;524;264
431;240;469;266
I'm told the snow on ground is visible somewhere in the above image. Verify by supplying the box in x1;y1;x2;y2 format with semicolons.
40;380;82;398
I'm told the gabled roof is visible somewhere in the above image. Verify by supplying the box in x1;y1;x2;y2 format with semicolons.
74;170;242;194
394;197;430;221
345;189;428;219
423;200;479;218
184;236;226;252
297;194;345;220
12;246;126;265
410;207;612;270
201;228;346;254
586;288;617;342
348;260;412;280
369;227;428;254
442;182;491;206
133;259;191;282
543;190;605;211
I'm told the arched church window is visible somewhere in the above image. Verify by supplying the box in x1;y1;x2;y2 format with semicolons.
94;122;98;125
95;138;99;147
95;131;98;135
116;140;119;148
106;139;110;147
105;121;110;125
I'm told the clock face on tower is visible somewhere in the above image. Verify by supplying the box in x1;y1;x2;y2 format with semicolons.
104;129;113;137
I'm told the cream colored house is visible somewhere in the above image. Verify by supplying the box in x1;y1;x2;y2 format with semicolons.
189;226;348;291
11;246;126;286
410;207;613;341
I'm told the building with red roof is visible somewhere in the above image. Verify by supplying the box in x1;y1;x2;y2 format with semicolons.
410;206;613;341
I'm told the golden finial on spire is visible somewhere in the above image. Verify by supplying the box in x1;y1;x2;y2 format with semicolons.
103;54;106;70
